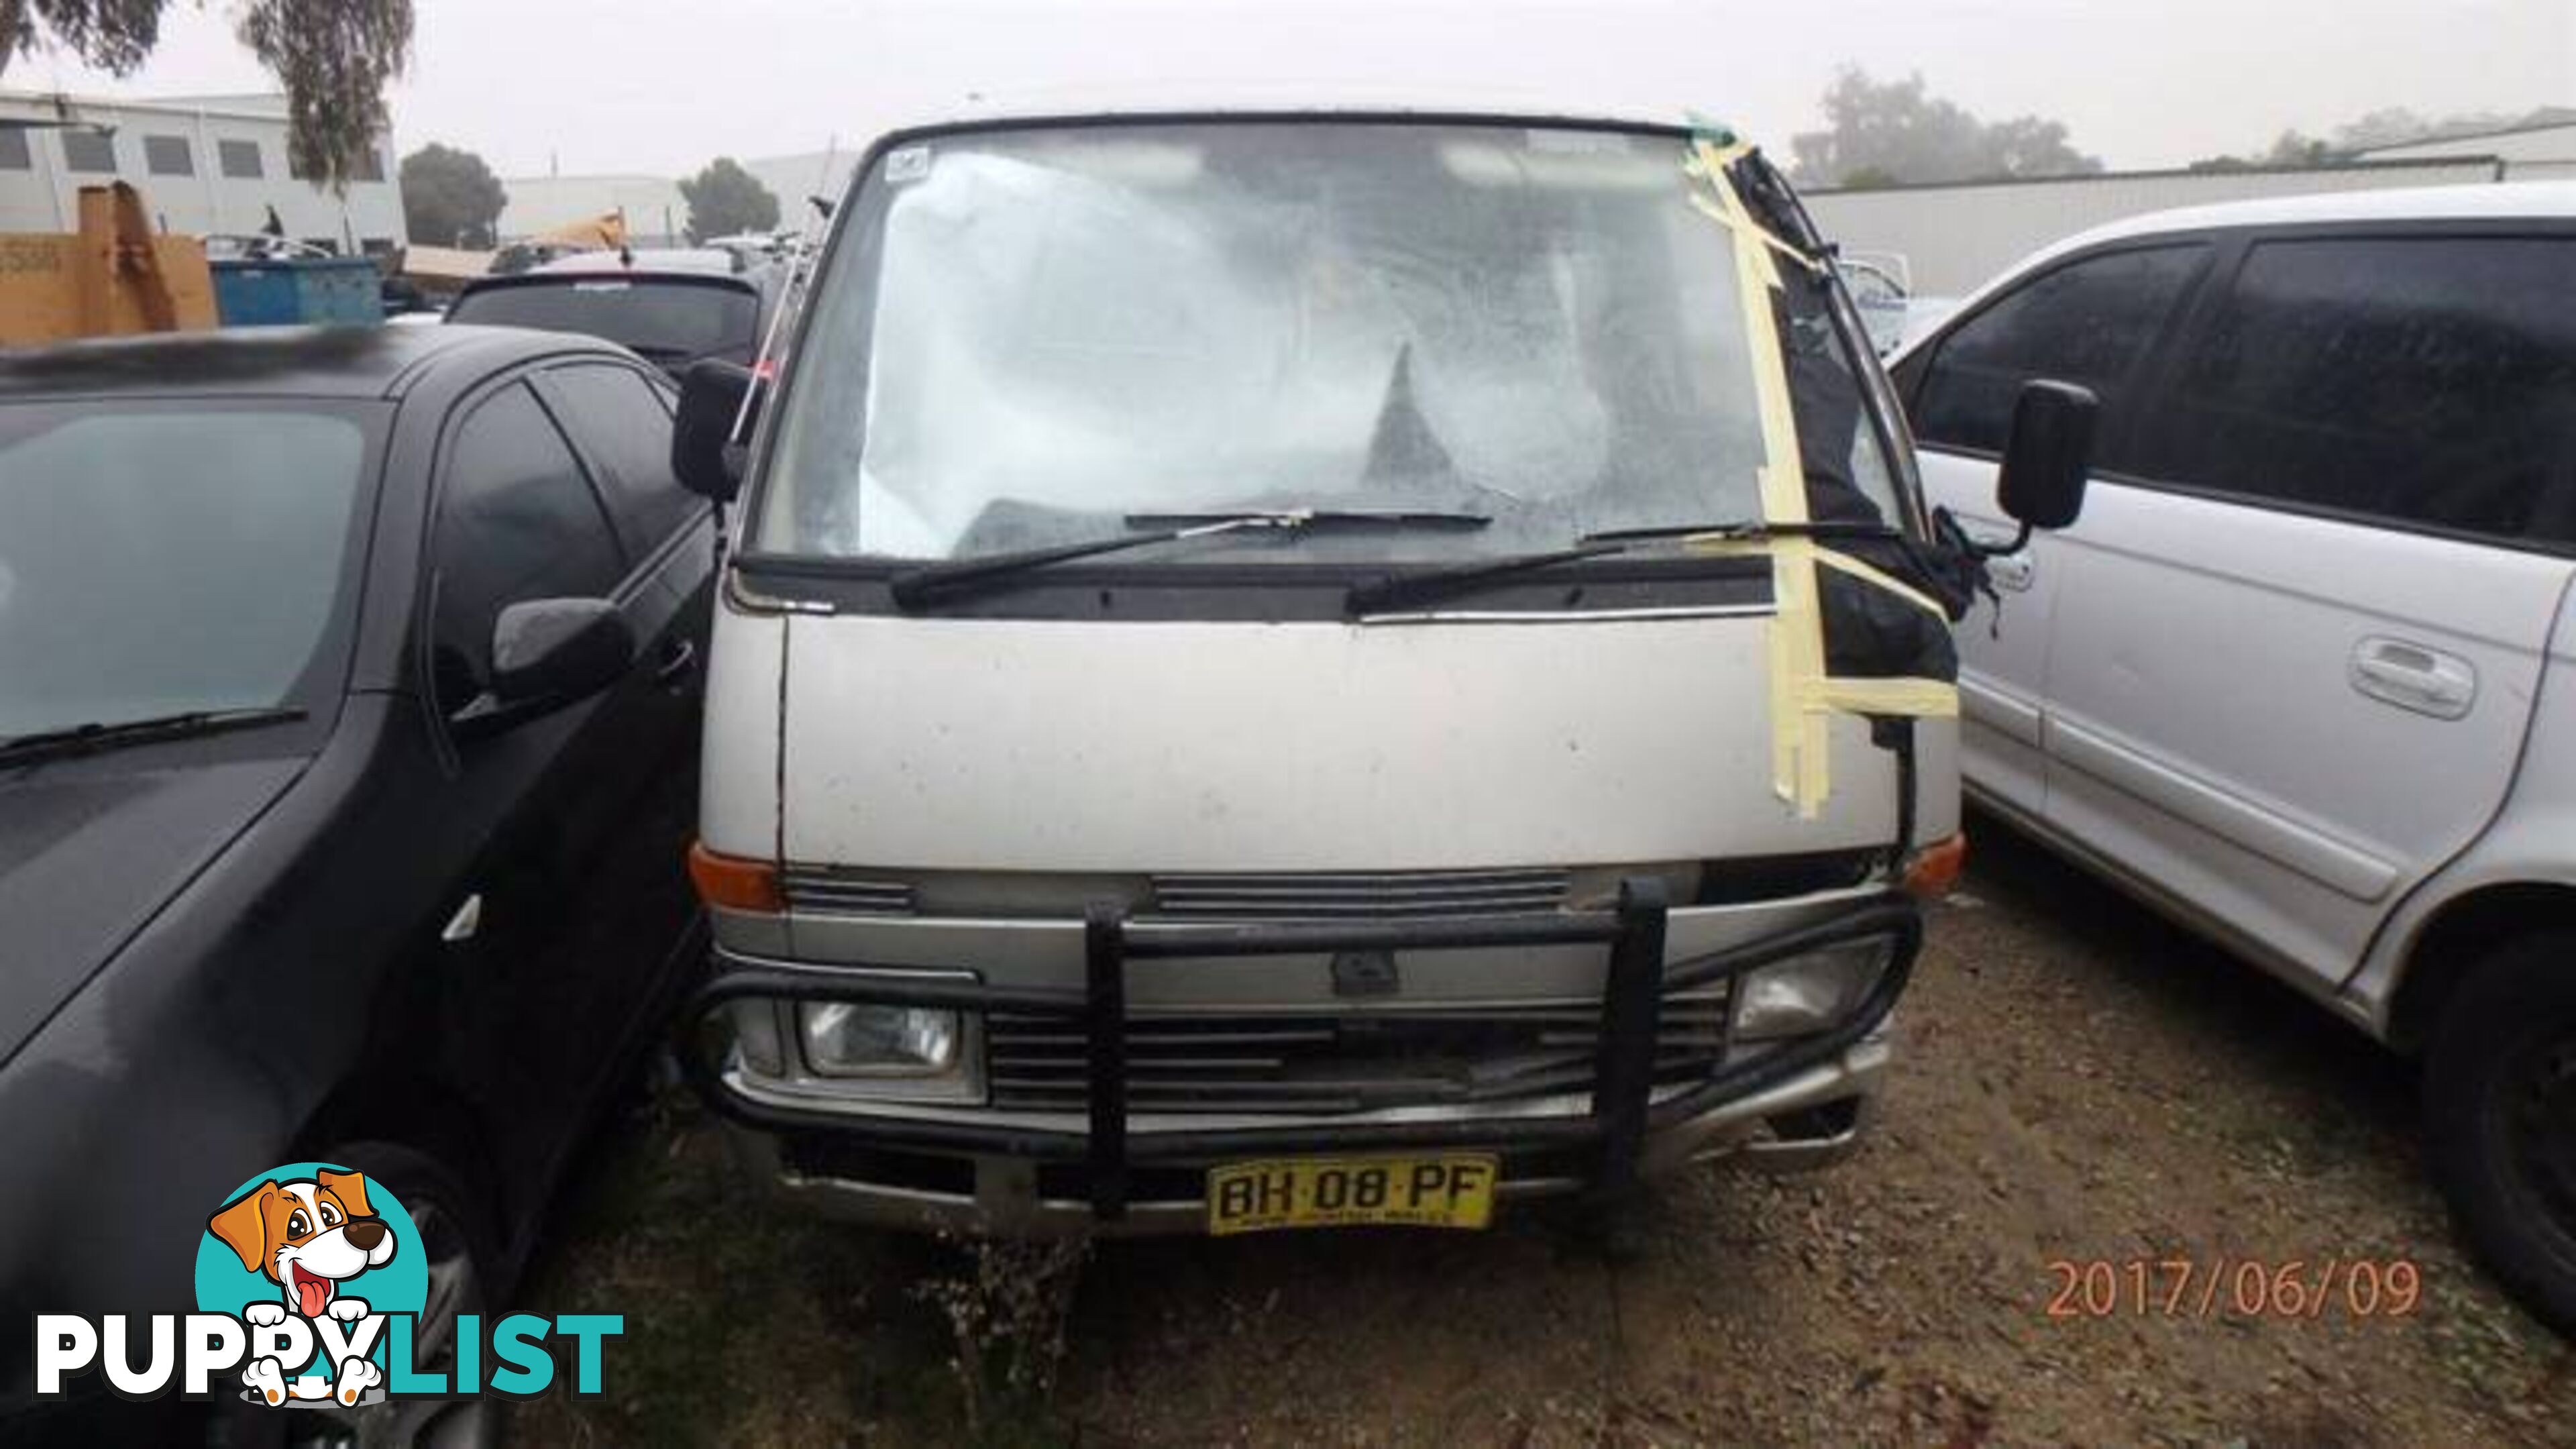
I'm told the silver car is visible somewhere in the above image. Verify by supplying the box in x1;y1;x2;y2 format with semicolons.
1895;182;2576;1334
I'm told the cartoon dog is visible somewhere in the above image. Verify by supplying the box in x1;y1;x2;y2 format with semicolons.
207;1168;396;1407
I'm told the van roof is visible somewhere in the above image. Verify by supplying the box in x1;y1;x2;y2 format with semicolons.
849;87;1709;155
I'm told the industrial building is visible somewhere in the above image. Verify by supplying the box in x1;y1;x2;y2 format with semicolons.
1803;119;2575;299
0;89;406;256
2353;117;2576;180
1802;155;2500;297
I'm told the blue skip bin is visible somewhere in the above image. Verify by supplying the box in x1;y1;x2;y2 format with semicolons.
211;258;384;327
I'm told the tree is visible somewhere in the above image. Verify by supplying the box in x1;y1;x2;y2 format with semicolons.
0;0;412;186
2331;107;2437;152
2196;105;2576;172
678;158;779;242
401;144;507;248
2261;130;2338;168
1790;68;2102;189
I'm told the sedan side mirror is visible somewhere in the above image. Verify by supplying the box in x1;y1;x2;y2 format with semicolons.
493;598;635;704
673;358;757;503
448;600;635;739
1996;380;2098;533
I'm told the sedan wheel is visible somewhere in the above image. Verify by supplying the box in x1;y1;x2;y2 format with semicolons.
2425;932;2576;1338
282;1144;500;1449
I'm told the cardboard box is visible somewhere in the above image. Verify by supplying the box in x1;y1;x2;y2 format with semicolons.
0;182;218;346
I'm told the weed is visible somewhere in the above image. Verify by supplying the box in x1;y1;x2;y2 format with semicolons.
912;1234;1093;1442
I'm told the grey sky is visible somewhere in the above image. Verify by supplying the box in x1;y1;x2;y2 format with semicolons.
11;0;2570;178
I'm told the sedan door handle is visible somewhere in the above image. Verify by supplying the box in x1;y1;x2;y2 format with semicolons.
1986;553;2035;592
651;639;698;686
2349;637;2475;720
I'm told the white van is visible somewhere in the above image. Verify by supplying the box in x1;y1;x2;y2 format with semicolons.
1892;183;2576;1332
665;94;2087;1236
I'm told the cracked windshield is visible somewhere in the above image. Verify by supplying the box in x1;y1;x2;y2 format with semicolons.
761;121;1888;563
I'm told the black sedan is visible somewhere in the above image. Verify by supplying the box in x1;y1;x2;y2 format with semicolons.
0;326;714;1442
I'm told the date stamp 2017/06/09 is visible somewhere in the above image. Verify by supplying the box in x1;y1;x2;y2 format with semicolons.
2045;1258;2424;1321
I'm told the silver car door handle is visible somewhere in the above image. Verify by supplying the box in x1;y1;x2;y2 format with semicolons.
1986;553;2035;592
2349;637;2476;720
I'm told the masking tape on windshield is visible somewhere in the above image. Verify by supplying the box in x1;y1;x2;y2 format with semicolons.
1696;147;1829;814
1816;676;1960;718
1813;546;1950;620
1688;146;1953;818
1685;142;1822;281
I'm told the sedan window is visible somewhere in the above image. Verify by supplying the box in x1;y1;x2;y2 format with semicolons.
541;363;704;558
0;406;370;741
1913;244;2206;465
2138;236;2576;545
448;279;761;370
429;384;625;712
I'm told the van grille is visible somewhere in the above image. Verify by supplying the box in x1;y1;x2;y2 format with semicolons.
780;869;916;916
1148;867;1570;921
984;990;1729;1116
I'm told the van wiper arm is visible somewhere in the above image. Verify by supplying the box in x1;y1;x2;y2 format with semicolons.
888;509;1491;610
0;706;307;768
1578;519;1903;545
1345;541;1632;616
1126;508;1491;532
1344;518;1909;616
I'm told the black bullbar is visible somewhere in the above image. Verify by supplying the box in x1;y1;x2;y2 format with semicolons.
675;879;1923;1222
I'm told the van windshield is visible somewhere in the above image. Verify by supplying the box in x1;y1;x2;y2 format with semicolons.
757;119;1897;564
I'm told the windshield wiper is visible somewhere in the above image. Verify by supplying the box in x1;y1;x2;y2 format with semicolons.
1344;541;1633;616
888;508;1491;610
0;706;307;768
1344;518;1908;616
1578;519;1902;545
1126;508;1490;532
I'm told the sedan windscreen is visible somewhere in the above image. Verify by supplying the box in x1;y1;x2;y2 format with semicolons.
449;279;761;366
0;405;372;740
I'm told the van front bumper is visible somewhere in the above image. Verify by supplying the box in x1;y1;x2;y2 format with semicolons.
676;882;1920;1236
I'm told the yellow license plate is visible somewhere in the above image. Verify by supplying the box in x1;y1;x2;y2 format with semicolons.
1205;1152;1499;1235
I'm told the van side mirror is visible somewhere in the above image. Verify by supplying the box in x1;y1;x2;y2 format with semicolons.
673;358;757;503
1996;380;2097;532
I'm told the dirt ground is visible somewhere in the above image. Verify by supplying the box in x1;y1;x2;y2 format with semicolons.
510;817;2575;1447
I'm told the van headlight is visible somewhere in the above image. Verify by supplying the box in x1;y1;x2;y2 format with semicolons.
798;1002;962;1077
1731;938;1897;1041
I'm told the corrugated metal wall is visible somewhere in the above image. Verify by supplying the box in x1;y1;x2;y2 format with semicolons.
1803;159;2502;297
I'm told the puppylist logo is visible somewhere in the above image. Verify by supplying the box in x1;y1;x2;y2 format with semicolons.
32;1161;621;1411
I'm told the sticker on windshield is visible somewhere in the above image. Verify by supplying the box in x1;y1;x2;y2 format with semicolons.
885;145;932;184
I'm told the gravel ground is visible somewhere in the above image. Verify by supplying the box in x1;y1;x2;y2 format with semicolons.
511;815;2574;1446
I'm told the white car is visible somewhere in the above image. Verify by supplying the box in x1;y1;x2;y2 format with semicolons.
1892;182;2576;1334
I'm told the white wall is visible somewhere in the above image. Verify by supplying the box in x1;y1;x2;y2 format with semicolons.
0;90;404;251
1803;160;2500;297
2361;123;2576;166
